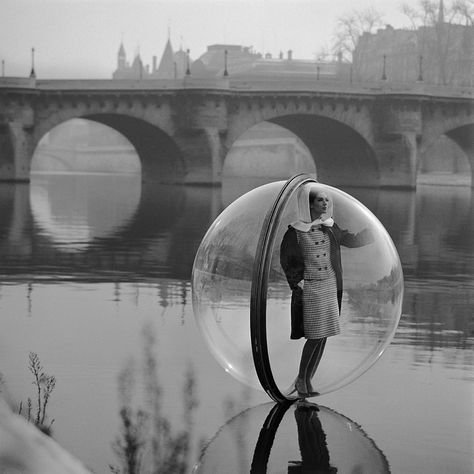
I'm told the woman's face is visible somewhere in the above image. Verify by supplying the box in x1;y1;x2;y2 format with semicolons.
310;191;330;218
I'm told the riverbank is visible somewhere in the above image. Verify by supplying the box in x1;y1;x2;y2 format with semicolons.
417;172;471;187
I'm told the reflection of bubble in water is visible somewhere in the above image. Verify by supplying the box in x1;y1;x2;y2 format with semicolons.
30;174;141;252
193;402;390;473
192;176;403;399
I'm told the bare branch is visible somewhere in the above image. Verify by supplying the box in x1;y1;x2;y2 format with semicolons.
401;3;424;28
453;0;474;24
401;0;474;25
331;6;385;59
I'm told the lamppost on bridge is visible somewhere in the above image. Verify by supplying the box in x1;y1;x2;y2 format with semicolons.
223;49;229;77
381;54;387;81
316;65;320;80
186;49;191;76
29;47;36;78
417;55;424;82
1;60;4;78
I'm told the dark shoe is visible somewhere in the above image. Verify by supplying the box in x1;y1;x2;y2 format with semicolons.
294;378;319;398
296;399;320;410
306;381;320;397
295;377;308;397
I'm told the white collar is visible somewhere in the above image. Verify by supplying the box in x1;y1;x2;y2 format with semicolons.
291;217;334;232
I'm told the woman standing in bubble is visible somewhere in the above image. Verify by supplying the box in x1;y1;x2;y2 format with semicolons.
280;185;372;398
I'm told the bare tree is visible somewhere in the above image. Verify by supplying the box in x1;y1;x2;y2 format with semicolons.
453;0;474;24
401;0;474;27
314;44;332;62
400;0;474;84
401;0;438;29
332;7;385;60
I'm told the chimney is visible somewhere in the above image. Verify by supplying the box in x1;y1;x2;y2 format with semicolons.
152;55;157;72
287;50;293;61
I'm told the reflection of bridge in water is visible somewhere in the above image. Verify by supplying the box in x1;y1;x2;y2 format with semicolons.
0;179;221;282
1;77;473;188
0;177;472;283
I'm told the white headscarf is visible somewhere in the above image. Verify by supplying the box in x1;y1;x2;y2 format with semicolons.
291;184;334;232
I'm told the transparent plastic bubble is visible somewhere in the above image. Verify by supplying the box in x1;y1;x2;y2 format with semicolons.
192;175;403;400
193;402;389;473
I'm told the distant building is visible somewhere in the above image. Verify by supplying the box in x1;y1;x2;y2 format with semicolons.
195;44;350;80
353;22;473;86
112;42;147;79
112;39;188;79
112;40;349;81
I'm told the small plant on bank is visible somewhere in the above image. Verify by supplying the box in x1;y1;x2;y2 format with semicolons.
109;325;199;474
17;352;56;435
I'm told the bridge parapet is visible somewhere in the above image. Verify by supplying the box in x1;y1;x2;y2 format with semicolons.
1;76;473;98
0;76;231;91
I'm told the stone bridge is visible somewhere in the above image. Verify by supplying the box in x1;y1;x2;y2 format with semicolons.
0;76;473;188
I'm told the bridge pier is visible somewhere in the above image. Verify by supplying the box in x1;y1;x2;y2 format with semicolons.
204;127;226;184
373;103;422;189
446;125;474;187
175;126;226;185
374;132;418;188
0;122;33;182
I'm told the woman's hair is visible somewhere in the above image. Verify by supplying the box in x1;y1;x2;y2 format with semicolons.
308;188;319;206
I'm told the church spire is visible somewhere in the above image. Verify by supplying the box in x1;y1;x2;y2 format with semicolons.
156;37;175;79
117;38;126;69
438;0;445;24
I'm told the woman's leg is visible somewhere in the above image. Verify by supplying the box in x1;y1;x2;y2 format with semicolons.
307;338;326;391
296;339;320;394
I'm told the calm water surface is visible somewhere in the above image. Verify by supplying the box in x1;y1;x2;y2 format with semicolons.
0;173;472;473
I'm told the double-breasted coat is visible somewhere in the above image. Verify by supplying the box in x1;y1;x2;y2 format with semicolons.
280;223;372;339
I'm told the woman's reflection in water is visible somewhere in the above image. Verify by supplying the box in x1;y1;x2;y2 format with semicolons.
288;400;337;474
198;400;389;473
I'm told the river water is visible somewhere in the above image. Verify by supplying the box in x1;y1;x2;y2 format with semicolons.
0;171;472;473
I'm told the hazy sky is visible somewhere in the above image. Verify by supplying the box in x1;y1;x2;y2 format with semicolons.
1;0;422;79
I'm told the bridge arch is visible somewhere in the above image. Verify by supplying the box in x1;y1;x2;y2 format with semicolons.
446;123;474;186
225;112;379;187
33;111;185;182
222;121;316;180
270;114;379;186
85;114;185;182
420;112;474;186
446;123;474;159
